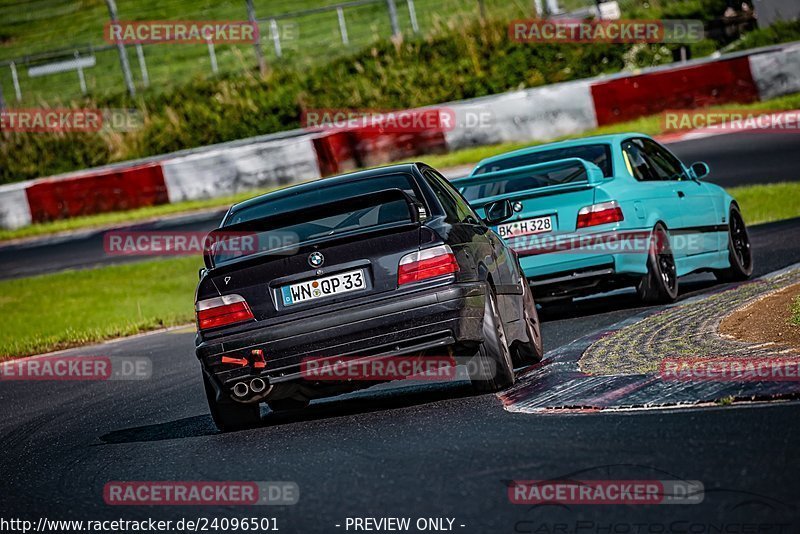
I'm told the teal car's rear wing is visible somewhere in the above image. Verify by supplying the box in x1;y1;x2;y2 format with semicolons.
453;158;605;207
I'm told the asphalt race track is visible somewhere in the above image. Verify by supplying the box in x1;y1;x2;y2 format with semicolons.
1;129;798;281
1;130;799;531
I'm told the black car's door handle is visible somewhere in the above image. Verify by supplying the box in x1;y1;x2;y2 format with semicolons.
677;191;686;198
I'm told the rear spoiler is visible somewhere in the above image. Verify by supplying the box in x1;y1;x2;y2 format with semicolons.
203;188;423;269
452;157;605;197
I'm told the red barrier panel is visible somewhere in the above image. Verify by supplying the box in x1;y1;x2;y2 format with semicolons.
310;108;451;176
352;129;447;168
25;163;168;223
312;131;360;176
590;57;759;126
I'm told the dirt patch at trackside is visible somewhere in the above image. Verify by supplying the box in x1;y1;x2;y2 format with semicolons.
719;282;800;351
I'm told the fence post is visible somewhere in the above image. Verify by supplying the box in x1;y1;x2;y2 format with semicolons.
75;51;88;95
386;0;401;37
245;0;267;76
10;62;22;101
207;39;219;73
477;0;486;20
337;6;349;45
270;19;282;57
105;0;136;97
407;0;419;33
104;0;135;96
135;44;150;87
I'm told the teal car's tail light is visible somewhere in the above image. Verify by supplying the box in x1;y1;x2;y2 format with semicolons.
576;200;624;229
196;294;254;331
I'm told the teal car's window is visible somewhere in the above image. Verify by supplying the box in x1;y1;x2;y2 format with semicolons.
622;139;685;182
473;144;612;177
641;139;687;181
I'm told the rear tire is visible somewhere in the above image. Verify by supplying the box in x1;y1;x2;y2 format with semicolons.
637;223;679;304
203;372;261;432
470;287;515;393
511;278;543;367
715;205;753;282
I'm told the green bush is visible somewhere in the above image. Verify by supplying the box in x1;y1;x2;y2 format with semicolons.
725;20;800;52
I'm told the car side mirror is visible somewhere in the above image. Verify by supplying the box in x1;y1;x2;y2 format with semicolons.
483;199;514;225
198;268;207;280
690;162;710;180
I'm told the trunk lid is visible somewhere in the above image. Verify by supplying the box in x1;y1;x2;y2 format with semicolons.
455;158;606;235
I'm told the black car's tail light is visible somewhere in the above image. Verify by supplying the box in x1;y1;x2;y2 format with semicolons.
398;245;459;286
196;294;254;331
576;200;624;228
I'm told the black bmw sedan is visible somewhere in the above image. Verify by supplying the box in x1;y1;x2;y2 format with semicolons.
195;162;542;431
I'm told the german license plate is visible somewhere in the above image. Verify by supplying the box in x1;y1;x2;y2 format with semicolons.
280;269;366;306
496;216;553;238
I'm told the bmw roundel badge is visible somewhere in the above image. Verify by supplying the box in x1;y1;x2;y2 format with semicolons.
308;251;325;268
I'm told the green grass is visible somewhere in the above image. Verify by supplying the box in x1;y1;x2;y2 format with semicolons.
0;256;201;359
4;91;800;243
727;182;800;226
2;179;799;359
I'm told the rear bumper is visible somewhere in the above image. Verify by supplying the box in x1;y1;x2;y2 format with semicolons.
197;281;486;394
520;247;649;300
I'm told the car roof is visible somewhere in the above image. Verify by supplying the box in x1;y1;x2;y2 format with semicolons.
228;163;422;217
474;132;651;170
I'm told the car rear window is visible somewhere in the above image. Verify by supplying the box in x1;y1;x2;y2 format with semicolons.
460;159;592;201
473;144;612;177
211;174;420;266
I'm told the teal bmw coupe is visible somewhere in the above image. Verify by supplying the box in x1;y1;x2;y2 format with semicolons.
453;133;753;305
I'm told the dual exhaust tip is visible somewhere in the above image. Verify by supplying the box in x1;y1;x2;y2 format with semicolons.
232;377;268;399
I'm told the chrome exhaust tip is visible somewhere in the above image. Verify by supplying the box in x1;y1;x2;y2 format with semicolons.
250;377;267;394
232;381;249;398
